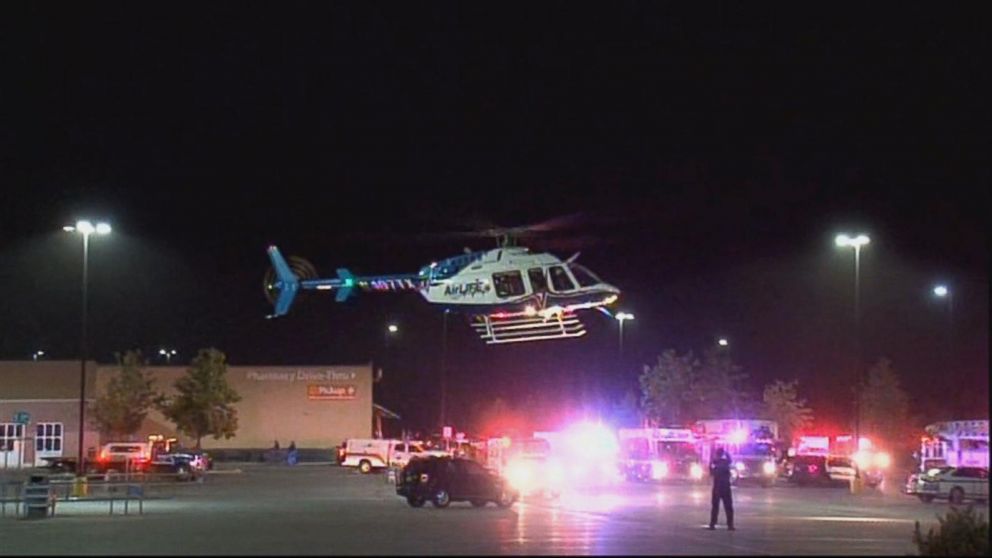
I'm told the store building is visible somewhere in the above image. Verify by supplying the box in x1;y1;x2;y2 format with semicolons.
1;360;377;468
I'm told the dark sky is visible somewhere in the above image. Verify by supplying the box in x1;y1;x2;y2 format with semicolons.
1;4;987;432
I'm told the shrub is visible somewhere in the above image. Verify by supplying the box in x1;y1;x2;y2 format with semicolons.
912;505;989;556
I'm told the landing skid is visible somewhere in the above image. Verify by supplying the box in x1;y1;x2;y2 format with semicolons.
471;312;586;344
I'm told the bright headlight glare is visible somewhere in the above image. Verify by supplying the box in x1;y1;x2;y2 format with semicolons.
735;462;745;472
651;461;669;479
874;452;891;469
690;463;704;479
763;461;776;475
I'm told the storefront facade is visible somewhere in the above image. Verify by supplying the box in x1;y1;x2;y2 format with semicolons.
0;360;373;468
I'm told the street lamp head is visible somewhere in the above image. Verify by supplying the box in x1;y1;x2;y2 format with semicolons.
95;222;112;235
717;338;729;347
75;220;95;234
933;285;949;297
615;312;634;322
387;324;399;334
835;233;870;248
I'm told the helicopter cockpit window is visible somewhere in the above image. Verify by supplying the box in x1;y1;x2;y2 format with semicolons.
528;268;548;293
568;264;601;288
548;266;576;292
493;271;526;298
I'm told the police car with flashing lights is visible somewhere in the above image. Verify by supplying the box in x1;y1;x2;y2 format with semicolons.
905;466;989;504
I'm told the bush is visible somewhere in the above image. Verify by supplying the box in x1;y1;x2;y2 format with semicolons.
913;505;989;556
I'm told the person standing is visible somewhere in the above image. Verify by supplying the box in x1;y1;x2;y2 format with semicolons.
709;447;735;530
287;441;298;466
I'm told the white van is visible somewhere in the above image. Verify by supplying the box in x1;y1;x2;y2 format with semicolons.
342;439;446;473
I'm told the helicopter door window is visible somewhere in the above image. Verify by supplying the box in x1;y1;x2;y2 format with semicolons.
493;271;526;298
549;266;576;292
528;268;547;293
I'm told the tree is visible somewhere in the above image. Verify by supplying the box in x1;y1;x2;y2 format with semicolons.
157;348;241;449
610;389;644;428
857;357;913;451
89;350;158;439
762;379;813;444
694;348;755;420
639;349;698;425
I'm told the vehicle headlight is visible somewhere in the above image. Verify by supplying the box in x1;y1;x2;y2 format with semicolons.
505;461;534;492
651;461;669;480
762;461;776;476
735;462;746;472
873;452;891;469
853;451;871;470
690;463;704;479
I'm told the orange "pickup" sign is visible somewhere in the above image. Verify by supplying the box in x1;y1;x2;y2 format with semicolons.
307;384;357;400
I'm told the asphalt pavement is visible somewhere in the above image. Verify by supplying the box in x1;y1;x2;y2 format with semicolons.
0;463;984;555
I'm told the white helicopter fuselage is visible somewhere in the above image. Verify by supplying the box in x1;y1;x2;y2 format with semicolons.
420;247;619;316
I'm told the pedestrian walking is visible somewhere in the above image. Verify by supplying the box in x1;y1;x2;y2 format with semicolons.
709;447;735;530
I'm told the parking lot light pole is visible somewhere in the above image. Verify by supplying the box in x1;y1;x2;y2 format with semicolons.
64;220;111;471
835;233;869;480
159;348;178;364
615;312;634;358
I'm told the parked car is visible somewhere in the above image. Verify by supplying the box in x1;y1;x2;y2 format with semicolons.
905;466;989;504
396;456;518;508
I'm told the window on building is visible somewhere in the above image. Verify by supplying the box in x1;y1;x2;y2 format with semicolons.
35;423;63;452
549;266;576;292
492;271;525;298
528;268;548;293
1;423;24;452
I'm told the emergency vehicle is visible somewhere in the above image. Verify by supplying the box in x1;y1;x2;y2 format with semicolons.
695;419;779;487
535;422;623;487
88;435;208;481
790;434;889;488
917;420;989;472
618;427;704;482
342;439;447;473
485;436;559;496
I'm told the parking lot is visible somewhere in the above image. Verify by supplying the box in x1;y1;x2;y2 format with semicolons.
0;463;985;555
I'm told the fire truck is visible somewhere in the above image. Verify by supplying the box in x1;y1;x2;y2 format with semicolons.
695;419;779;487
618;427;704;482
917;420;989;471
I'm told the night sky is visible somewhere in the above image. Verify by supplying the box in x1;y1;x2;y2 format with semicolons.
1;4;986;432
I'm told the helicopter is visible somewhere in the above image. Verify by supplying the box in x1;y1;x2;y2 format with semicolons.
263;219;622;344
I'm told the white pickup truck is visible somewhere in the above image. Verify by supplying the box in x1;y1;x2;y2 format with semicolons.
342;439;448;473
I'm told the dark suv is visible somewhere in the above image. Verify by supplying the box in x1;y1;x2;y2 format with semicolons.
396;456;518;508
